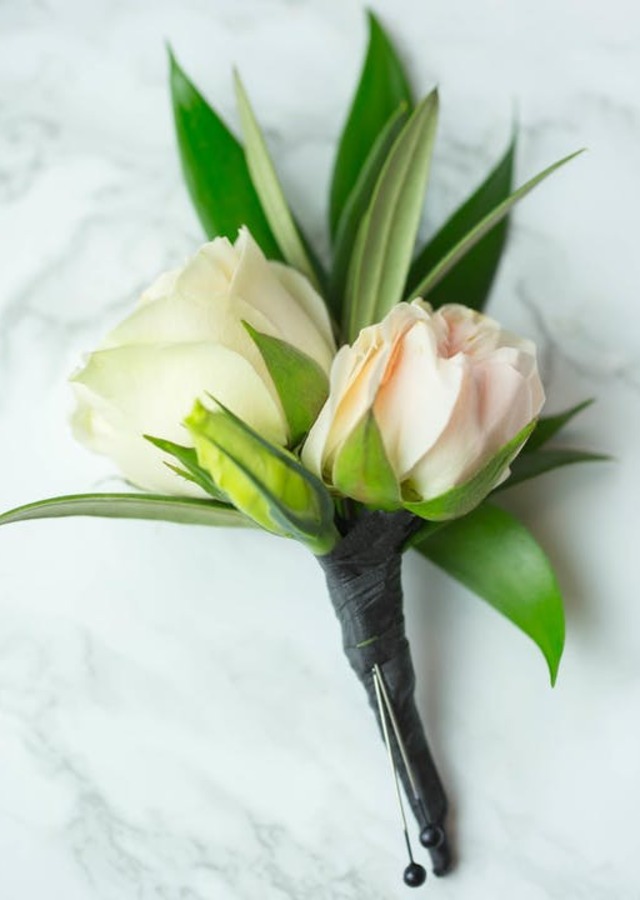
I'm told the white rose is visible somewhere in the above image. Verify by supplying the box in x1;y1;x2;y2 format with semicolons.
303;300;544;505
71;228;335;495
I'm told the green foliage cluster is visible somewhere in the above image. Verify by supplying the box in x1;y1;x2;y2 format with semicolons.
0;14;607;683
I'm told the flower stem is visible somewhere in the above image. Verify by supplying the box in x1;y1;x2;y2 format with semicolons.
318;509;451;875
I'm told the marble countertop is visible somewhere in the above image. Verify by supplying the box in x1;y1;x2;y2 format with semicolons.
1;0;639;897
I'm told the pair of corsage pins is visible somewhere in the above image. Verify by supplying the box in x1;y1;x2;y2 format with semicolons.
0;12;604;887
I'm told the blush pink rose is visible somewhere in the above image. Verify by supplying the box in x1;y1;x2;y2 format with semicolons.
303;300;544;502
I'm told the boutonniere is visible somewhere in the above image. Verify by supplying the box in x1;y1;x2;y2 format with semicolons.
1;10;606;887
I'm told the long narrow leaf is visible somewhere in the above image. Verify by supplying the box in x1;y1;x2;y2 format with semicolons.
406;132;516;308
0;493;250;528
410;150;584;300
329;104;408;317
413;503;565;684
169;49;281;258
500;448;610;490
525;399;594;452
329;11;413;240
344;90;439;341
234;72;319;288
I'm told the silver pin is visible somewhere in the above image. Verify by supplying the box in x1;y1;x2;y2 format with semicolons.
372;665;426;888
374;663;445;854
373;663;421;802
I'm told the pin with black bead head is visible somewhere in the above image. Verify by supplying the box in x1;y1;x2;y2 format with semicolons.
372;665;427;888
373;664;447;866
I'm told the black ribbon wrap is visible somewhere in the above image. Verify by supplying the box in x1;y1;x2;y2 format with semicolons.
318;509;451;876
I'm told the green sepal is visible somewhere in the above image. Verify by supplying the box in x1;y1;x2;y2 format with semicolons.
0;493;250;529
406;131;516;309
524;398;593;452
329;104;408;318
332;411;401;509
412;503;565;685
185;400;338;554
404;419;536;521
329;11;413;240
343;89;439;341
410;149;584;300
233;71;320;289
242;323;329;447
168;48;281;258
144;435;227;500
501;447;610;490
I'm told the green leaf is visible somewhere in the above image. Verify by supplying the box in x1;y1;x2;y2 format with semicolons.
165;464;211;492
144;435;227;500
329;104;408;317
500;448;610;490
186;400;338;554
410;149;584;300
0;493;250;528
332;411;400;509
168;49;281;258
413;503;565;684
525;399;594;452
406;132;516;309
329;11;413;240
405;419;536;521
344;90;439;341
233;71;319;288
242;323;329;446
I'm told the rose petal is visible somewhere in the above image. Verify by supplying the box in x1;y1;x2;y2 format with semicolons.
374;319;464;477
72;343;287;494
231;229;335;370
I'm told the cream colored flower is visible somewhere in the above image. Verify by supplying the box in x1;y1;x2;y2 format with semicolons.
71;228;335;495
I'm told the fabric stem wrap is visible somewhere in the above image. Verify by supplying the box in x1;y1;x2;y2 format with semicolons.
318;509;451;876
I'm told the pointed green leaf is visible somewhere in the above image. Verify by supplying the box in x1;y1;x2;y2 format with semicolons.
165;464;212;492
329;104;408;317
406;133;516;309
233;71;319;288
0;493;250;528
329;11;413;240
525;399;594;452
332;412;401;509
144;435;227;500
186;400;338;554
410;150;584;300
169;49;281;258
344;90;439;341
405;420;536;521
500;447;610;490
242;323;329;446
413;503;565;684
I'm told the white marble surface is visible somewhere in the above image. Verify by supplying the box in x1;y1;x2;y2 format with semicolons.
1;0;639;897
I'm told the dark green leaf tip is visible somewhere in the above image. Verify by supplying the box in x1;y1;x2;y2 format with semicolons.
525;398;595;453
239;320;329;446
169;51;282;257
329;7;413;241
413;503;565;684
